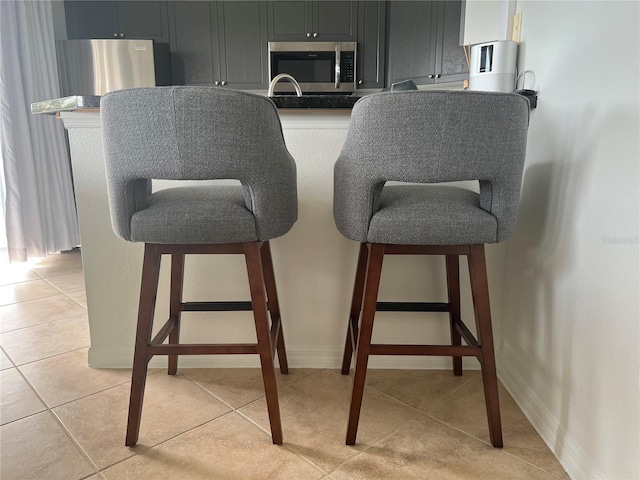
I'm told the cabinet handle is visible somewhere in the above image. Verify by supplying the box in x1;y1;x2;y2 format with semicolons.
214;81;220;86
435;74;441;79
113;33;118;37
428;74;435;79
313;32;318;38
306;33;311;38
358;80;363;85
120;33;125;38
221;81;227;86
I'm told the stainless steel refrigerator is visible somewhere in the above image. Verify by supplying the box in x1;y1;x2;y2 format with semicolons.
56;39;172;96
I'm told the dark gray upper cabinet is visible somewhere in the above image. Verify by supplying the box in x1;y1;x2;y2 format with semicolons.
267;1;356;41
434;0;468;83
214;2;269;88
170;2;268;89
356;1;386;89
386;1;467;86
65;1;169;43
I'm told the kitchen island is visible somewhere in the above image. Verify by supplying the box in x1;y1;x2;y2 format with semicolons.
40;98;505;369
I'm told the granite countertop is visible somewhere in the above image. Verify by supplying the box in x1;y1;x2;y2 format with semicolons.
269;95;360;109
31;95;100;115
31;93;360;115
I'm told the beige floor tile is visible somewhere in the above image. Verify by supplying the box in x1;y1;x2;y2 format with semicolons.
31;255;83;279
0;294;87;333
68;291;88;308
102;413;323;480
0;314;90;365
0;368;47;425
239;369;417;473
44;271;86;294
183;367;317;408
365;369;481;411
0;411;96;480
0;279;60;306
425;377;567;478
20;348;131;407
0;263;39;286
331;414;556;480
1;348;13;370
54;372;232;469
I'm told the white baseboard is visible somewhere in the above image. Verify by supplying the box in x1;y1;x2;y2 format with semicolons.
498;361;604;480
88;344;480;370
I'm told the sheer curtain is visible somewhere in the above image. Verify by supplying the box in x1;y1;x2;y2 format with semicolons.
0;0;80;262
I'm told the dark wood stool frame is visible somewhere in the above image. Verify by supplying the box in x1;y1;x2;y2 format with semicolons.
126;240;288;446
341;242;503;448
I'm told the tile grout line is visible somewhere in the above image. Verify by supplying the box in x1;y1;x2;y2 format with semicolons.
2;344;102;477
421;411;565;479
183;368;334;476
0;310;89;335
327;408;424;475
49;408;102;476
8;343;91;369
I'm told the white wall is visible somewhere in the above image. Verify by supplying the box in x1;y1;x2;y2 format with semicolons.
497;2;640;479
462;0;515;45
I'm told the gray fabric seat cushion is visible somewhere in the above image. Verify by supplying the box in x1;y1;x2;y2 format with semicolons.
130;186;257;244
366;185;498;245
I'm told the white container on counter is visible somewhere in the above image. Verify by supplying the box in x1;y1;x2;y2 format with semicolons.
469;40;518;93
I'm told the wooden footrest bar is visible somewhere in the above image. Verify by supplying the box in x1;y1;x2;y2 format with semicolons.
369;344;482;357
376;302;449;312
181;301;253;312
147;344;259;356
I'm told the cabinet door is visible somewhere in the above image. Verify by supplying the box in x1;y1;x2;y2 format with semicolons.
65;1;169;42
313;1;356;41
267;1;311;41
117;1;170;43
64;1;119;39
215;2;268;89
386;1;437;86
356;1;386;89
169;2;216;85
434;1;468;83
268;0;355;41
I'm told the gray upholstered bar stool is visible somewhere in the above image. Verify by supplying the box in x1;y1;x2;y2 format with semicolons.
334;90;529;447
101;87;297;446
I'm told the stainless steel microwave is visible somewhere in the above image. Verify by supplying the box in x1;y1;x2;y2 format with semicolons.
268;41;356;94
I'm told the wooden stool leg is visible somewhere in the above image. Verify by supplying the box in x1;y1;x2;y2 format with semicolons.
260;241;289;374
341;243;369;374
346;243;385;445
468;244;503;448
168;254;185;375
445;255;463;376
126;244;162;447
245;242;283;445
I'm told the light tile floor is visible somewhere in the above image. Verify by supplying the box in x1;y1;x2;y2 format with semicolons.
0;249;569;480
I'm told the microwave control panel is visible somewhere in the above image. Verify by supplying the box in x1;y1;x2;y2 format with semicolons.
341;52;355;83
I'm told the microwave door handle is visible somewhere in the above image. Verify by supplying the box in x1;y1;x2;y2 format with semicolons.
335;44;341;89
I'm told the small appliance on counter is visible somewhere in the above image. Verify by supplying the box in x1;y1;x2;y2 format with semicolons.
56;39;171;97
468;40;518;93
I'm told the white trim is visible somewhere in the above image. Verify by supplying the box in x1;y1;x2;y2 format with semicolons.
498;360;604;480
60;110;101;129
278;110;351;130
89;344;481;370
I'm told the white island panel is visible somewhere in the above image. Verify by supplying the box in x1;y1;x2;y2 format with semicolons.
61;110;504;369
